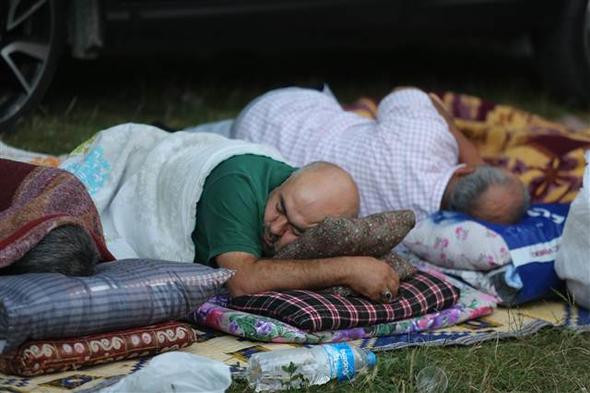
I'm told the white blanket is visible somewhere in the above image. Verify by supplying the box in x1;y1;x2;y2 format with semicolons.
60;123;285;261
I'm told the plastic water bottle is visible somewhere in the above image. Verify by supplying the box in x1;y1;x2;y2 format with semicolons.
247;342;377;392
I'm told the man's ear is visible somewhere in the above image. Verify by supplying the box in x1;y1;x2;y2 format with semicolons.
454;165;476;177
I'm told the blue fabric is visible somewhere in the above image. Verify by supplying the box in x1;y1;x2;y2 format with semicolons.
483;204;569;304
434;204;570;304
0;259;232;352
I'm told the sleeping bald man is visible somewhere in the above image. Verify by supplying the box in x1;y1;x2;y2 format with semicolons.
192;155;400;303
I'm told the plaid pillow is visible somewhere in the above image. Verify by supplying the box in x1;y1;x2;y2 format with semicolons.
230;272;460;331
0;259;232;352
0;321;197;376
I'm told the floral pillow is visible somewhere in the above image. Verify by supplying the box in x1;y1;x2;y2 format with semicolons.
403;211;511;271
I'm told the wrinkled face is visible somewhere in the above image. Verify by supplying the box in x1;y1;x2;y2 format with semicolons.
262;182;315;256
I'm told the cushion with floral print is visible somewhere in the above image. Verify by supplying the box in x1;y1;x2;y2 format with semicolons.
403;211;511;271
0;321;197;376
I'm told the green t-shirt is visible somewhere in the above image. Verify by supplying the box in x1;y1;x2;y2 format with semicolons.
192;154;295;267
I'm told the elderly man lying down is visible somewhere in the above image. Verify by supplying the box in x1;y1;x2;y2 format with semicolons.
231;87;530;224
61;124;400;302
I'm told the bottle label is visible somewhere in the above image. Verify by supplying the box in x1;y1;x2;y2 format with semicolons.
322;343;356;381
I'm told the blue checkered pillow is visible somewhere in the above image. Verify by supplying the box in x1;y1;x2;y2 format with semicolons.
0;259;232;352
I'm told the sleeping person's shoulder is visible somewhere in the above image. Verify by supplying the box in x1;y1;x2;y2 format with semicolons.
204;155;294;188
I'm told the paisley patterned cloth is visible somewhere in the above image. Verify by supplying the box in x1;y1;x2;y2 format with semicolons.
0;159;113;269
0;321;197;377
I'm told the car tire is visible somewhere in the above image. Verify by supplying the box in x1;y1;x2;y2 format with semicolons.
0;0;66;133
534;0;590;105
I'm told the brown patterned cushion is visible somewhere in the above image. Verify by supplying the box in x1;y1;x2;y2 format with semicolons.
0;321;197;376
273;210;418;297
274;210;416;260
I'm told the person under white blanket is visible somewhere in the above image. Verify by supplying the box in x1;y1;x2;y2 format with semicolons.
61;124;401;302
231;86;530;225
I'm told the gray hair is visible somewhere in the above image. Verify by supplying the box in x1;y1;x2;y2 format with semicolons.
1;225;99;276
448;165;530;223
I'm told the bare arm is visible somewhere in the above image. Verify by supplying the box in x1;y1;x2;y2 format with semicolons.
216;252;399;303
428;93;485;166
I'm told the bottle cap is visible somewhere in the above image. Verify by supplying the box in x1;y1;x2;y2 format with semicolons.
366;350;377;368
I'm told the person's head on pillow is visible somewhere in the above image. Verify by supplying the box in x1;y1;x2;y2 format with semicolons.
262;161;360;256
1;225;100;276
443;164;530;225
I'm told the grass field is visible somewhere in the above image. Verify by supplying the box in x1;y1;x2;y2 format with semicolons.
3;47;589;392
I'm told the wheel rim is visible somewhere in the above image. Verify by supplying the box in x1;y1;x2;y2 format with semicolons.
0;0;52;124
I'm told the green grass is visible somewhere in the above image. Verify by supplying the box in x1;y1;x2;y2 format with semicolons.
229;329;590;393
3;47;589;392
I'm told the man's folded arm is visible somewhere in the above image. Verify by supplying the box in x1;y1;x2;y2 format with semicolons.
428;93;485;166
215;251;399;303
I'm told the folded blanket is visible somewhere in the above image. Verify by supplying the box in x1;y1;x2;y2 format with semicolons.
191;281;495;344
0;159;113;268
60;123;285;261
230;271;460;331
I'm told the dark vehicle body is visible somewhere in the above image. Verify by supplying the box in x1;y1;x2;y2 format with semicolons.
1;0;589;130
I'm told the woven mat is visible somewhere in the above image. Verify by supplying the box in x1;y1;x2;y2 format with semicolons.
1;300;587;393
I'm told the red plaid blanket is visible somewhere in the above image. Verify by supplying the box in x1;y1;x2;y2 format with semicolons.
230;271;460;331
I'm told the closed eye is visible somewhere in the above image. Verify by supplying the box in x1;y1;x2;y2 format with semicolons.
290;225;303;237
279;195;306;235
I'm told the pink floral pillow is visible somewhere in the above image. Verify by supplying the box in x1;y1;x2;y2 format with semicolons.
403;213;511;271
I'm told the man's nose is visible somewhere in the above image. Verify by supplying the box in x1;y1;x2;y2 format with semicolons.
270;215;288;236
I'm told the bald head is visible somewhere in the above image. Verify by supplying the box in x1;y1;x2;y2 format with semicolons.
286;161;360;218
262;161;359;254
